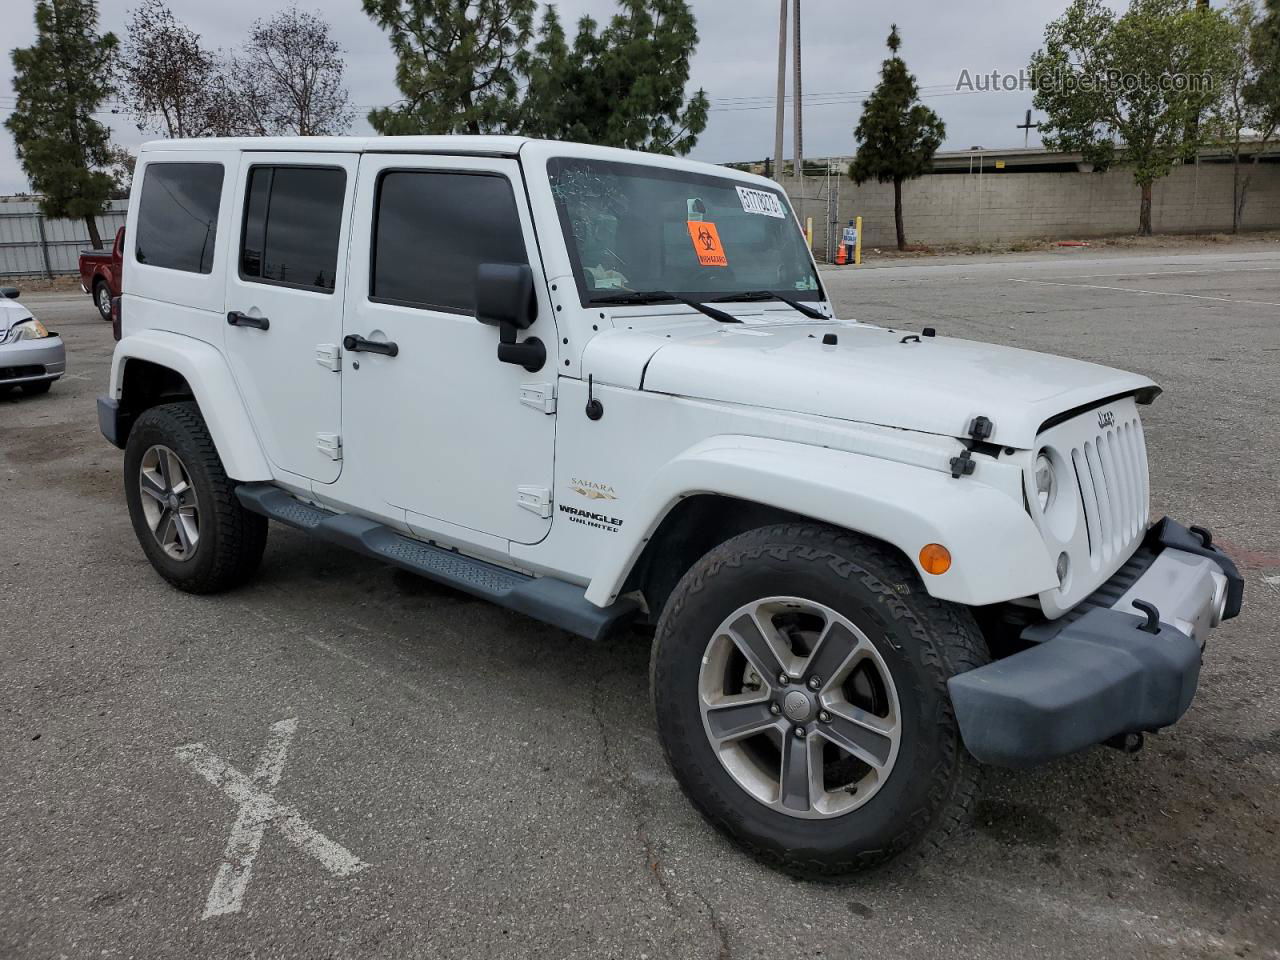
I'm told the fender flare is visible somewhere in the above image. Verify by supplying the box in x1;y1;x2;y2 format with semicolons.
108;330;272;481
583;436;1059;609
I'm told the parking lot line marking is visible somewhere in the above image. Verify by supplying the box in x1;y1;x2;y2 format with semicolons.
176;718;368;919
1008;277;1280;307
1018;266;1280;281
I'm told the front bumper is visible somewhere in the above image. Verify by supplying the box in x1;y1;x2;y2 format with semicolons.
0;335;65;386
949;518;1243;768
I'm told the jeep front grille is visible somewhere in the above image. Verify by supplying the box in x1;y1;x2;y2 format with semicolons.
1070;416;1150;565
1029;397;1150;618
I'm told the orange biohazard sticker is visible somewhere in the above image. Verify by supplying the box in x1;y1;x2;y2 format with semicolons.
687;220;728;267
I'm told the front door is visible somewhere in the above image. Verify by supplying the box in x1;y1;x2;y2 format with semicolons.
339;153;557;546
223;152;358;485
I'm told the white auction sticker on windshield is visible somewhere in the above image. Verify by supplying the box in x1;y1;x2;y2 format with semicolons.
736;186;787;219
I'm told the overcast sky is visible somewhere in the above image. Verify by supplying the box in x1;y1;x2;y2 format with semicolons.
0;0;1125;195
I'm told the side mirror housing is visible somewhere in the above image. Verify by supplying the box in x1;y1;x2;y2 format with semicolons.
476;263;537;330
475;263;545;372
0;287;20;299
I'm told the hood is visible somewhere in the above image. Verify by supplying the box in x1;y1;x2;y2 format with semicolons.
633;320;1158;449
0;297;35;338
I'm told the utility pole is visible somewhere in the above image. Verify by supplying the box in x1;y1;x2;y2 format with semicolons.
773;0;788;182
792;0;803;185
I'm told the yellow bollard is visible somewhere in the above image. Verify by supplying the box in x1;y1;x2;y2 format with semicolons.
854;216;863;266
806;216;813;251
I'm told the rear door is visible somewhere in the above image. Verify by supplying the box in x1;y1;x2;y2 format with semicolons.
338;152;558;545
223;151;357;485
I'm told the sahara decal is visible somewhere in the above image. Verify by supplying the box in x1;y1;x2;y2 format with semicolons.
568;478;618;500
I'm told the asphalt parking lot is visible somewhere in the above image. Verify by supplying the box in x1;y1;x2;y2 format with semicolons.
2;246;1278;959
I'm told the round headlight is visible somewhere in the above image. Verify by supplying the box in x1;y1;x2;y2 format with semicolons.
1034;452;1056;511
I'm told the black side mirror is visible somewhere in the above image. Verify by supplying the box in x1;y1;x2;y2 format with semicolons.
475;263;544;372
0;287;20;299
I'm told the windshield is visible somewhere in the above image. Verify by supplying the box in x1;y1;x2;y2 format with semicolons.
547;157;823;305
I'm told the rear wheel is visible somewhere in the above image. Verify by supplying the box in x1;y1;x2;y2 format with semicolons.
651;522;988;876
123;402;267;593
94;280;112;321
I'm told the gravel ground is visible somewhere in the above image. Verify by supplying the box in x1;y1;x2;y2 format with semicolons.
1;247;1277;960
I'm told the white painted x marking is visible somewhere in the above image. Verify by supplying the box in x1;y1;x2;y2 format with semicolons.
176;718;368;919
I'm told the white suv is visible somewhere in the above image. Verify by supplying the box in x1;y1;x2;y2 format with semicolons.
98;136;1243;875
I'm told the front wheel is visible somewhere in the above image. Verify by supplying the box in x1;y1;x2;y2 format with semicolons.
651;523;988;876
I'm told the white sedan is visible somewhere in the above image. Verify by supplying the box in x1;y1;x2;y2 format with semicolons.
0;286;65;395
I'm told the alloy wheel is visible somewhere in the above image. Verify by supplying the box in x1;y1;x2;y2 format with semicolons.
698;597;902;819
138;444;200;561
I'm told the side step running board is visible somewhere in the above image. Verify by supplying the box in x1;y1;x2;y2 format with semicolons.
235;483;638;642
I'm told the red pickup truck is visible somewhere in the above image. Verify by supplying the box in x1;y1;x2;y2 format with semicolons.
78;226;125;321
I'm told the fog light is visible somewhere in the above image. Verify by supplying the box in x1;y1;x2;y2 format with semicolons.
1056;551;1070;586
919;543;951;575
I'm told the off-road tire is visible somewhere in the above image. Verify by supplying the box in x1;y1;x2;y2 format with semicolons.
124;401;267;593
20;380;52;395
93;279;113;321
651;522;988;877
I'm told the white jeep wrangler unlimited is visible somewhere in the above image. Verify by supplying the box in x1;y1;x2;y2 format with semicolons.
99;136;1243;875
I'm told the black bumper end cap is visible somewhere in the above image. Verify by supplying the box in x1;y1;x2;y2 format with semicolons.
948;606;1201;768
97;395;127;449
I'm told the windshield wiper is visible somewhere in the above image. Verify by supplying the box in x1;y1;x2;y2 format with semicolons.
709;290;828;320
591;290;741;323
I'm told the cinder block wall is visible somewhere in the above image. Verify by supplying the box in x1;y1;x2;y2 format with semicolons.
788;162;1280;253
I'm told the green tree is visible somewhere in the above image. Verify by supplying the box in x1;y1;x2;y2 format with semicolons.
848;26;945;251
1247;1;1280;189
1030;0;1233;236
1210;0;1280;231
362;0;535;135
6;0;118;248
519;0;709;155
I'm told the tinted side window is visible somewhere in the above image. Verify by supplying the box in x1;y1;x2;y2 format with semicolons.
135;162;224;274
240;166;346;293
371;172;527;313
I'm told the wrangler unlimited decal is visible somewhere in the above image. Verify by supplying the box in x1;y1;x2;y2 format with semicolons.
558;503;623;533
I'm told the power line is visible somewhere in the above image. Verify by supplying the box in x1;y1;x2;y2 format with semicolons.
710;86;986;113
708;83;958;105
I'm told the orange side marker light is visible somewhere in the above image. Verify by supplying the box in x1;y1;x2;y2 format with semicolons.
919;544;952;576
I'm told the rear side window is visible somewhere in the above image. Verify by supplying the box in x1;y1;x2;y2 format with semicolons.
240;166;347;293
371;171;527;313
135;162;224;274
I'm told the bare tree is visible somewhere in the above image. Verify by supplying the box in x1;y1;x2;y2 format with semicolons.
117;0;241;137
237;7;354;136
105;144;136;194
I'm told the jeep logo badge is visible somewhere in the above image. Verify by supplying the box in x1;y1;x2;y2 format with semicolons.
782;691;813;722
1097;410;1115;429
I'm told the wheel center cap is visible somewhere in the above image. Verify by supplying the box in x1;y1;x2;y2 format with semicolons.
782;690;813;723
168;494;180;510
